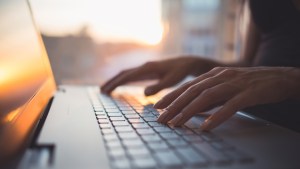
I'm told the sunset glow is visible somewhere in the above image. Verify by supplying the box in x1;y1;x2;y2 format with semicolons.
31;0;163;45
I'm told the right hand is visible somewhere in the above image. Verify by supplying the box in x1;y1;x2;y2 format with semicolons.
101;57;221;96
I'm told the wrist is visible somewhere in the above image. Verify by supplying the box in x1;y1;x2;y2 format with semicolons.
287;68;300;101
224;60;252;67
187;56;221;76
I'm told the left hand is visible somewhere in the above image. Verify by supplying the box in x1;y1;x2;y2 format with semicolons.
154;67;300;131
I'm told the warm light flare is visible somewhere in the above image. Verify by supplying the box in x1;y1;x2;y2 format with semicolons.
31;0;164;45
3;108;19;123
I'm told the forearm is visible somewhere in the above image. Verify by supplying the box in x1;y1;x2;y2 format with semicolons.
287;67;300;101
186;56;250;77
236;1;261;67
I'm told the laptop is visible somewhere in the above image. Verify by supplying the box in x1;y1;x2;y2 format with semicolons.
1;0;300;169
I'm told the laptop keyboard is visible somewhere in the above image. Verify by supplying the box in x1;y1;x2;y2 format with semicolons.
88;87;253;169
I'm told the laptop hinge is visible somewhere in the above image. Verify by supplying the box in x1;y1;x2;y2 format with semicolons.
17;97;55;169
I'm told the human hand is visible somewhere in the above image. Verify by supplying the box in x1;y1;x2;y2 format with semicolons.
155;67;300;130
101;57;219;96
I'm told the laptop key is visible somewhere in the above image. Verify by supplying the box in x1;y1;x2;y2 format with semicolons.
112;158;131;169
167;139;188;147
104;105;118;109
118;132;139;140
159;132;179;140
106;140;122;149
136;128;155;135
110;116;126;121
139;113;155;118
128;118;145;123
127;147;150;157
148;122;165;127
132;123;150;129
95;111;106;115
106;108;120;113
123;139;144;148
183;135;203;142
94;108;105;112
176;147;208;166
115;126;133;133
102;129;116;135
112;121;129;126
125;114;140;119
99;124;112;129
174;127;195;135
143;117;157;122
107;112;123;117
117;101;130;105
151;111;160;116
153;126;173;133
104;134;119;141
120;107;133;111
135;109;150;113
121;110;136;114
193;142;231;165
148;142;169;151
109;149;126;159
132;157;156;169
98;119;110;123
141;134;162;142
97;114;108;119
154;150;183;168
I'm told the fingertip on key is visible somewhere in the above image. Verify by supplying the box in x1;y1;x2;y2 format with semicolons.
169;113;183;126
199;118;212;131
153;100;163;109
157;109;169;123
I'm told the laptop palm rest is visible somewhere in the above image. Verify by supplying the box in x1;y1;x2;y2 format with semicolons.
35;86;109;169
185;112;300;168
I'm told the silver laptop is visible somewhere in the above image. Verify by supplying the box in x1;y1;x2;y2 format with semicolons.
1;0;300;169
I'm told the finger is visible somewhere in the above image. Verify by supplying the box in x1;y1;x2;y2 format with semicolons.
101;64;157;94
144;70;187;96
154;67;226;109
157;75;226;124
200;90;257;131
153;81;192;109
172;83;239;126
101;68;135;93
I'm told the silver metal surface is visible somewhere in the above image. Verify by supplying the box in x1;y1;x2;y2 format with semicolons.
36;86;110;169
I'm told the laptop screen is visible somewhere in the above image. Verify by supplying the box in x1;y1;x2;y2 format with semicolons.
0;0;56;158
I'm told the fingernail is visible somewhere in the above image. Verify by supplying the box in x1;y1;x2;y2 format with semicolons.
101;86;109;93
153;99;163;108
200;118;212;131
144;88;153;96
157;109;168;123
100;86;106;92
170;113;183;126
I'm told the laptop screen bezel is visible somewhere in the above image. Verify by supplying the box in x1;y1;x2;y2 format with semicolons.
0;0;57;164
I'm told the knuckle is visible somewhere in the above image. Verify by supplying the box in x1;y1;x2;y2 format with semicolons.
182;81;193;88
143;61;156;68
187;84;198;93
221;69;238;76
119;69;129;75
200;88;214;98
211;67;224;72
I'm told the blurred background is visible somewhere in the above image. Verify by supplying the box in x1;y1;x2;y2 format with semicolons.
30;0;242;85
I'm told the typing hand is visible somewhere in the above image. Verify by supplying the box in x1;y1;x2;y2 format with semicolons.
101;57;218;96
155;67;300;130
